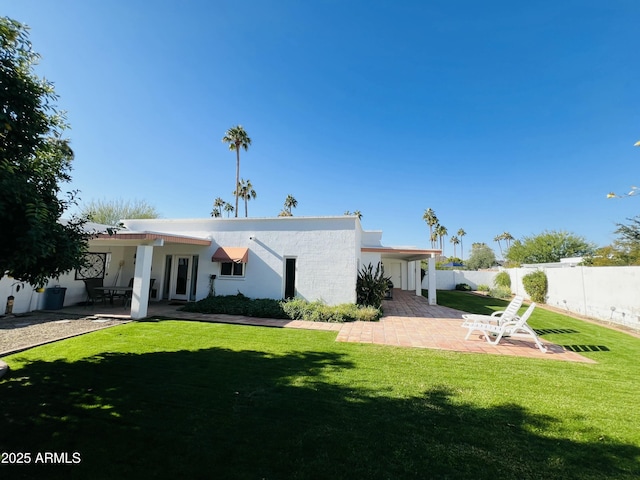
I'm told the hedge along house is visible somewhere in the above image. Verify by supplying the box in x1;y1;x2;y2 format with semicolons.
3;216;439;319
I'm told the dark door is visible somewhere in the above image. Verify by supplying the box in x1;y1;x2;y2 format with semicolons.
284;258;296;299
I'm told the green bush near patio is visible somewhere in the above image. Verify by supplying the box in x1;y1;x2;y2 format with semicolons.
180;293;381;322
180;292;287;318
1;291;639;479
282;298;381;322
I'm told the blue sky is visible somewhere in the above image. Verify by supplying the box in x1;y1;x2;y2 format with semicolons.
5;1;640;257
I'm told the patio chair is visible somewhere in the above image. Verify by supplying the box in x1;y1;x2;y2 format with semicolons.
462;303;548;353
120;278;156;308
111;278;134;307
461;295;524;326
83;278;108;306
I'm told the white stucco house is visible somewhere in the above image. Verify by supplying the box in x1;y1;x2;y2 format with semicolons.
1;216;440;319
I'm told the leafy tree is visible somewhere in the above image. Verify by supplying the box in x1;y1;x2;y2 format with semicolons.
585;216;640;266
506;230;595;265
422;208;438;248
80;198;159;225
457;228;466;260
0;17;90;287
233;178;256;217
222;125;251;217
465;243;496;270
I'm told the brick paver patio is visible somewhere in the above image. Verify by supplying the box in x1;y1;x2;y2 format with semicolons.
4;290;594;363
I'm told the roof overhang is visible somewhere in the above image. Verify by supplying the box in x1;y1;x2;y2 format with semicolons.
92;232;211;247
212;247;249;263
361;247;440;261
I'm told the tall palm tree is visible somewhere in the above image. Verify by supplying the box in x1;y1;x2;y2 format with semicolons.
284;195;298;215
222;125;251;217
223;202;234;217
494;234;504;258
344;210;363;220
436;224;448;254
457;228;466;261
450;235;460;258
430;231;438;250
422;208;438;248
233;178;257;217
502;231;514;249
211;197;225;218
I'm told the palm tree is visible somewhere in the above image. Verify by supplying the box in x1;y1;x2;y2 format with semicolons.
283;195;298;215
450;235;460;258
494;234;504;258
457;228;466;261
429;231;438;250
422;208;439;248
436;224;448;254
222;125;251;217
223;202;234;217
344;210;363;220
211;197;225;218
502;231;514;249
233;178;257;217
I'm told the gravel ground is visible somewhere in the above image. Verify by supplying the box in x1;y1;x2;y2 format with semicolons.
0;312;129;357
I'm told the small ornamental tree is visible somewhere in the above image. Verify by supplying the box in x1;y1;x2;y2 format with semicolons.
493;271;511;289
0;17;90;287
522;270;548;303
356;262;391;309
465;243;496;270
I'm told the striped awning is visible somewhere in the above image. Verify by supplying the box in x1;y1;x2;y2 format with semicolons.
211;247;249;263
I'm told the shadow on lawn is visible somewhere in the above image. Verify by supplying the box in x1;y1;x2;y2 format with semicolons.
1;348;638;480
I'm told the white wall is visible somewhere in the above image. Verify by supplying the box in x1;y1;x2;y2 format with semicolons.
509;266;640;329
0;245;133;313
124;217;360;305
422;270;498;290
420;266;640;329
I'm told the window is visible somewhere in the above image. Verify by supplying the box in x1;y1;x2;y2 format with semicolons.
220;262;245;277
75;253;108;280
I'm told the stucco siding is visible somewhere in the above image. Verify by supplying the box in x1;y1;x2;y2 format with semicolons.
123;217;359;305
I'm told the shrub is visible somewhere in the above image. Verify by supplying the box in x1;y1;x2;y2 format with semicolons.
490;285;512;299
282;298;381;322
183;292;382;323
477;284;490;293
522;270;548;303
455;283;472;291
181;294;287;318
493;271;511;288
356;262;391;308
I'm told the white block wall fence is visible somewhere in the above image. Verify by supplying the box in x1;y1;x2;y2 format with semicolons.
422;266;640;330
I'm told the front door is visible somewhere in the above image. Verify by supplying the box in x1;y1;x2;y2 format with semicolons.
284;258;296;299
172;256;191;301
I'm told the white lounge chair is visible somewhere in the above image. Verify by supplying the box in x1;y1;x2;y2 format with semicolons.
462;303;548;353
461;295;524;326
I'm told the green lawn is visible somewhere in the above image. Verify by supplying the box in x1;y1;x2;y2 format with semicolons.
1;293;639;479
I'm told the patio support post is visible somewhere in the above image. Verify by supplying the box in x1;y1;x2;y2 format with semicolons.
428;254;437;305
130;245;153;319
415;261;421;297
